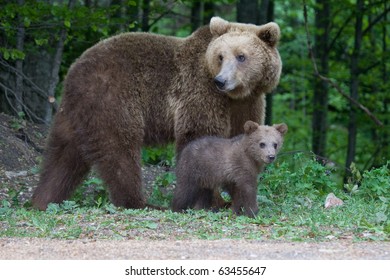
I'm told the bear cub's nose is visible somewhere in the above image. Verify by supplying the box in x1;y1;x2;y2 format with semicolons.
268;155;275;162
214;76;226;90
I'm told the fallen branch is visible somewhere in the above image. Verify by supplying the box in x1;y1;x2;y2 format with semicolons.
303;0;383;126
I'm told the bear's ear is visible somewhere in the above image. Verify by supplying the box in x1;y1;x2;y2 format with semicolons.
273;123;288;136
257;22;280;47
244;121;259;135
210;17;230;36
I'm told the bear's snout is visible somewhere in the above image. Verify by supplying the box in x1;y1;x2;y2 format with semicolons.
214;76;226;90
268;155;275;162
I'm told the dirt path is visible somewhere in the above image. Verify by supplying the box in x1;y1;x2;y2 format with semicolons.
0;238;389;259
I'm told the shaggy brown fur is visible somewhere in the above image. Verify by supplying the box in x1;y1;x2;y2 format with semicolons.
172;121;288;218
32;17;282;210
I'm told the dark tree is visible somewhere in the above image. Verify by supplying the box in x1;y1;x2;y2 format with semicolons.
191;0;202;32
237;0;258;23
312;0;330;159
345;0;364;176
142;0;150;31
259;0;275;126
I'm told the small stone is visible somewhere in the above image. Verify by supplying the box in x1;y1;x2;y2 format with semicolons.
324;193;344;209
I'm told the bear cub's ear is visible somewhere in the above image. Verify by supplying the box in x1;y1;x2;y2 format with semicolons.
273;123;288;136
210;17;230;36
257;22;280;47
244;120;260;135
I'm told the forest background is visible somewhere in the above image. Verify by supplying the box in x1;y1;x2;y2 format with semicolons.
0;0;389;188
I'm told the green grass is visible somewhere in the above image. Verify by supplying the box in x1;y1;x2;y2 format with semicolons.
0;152;388;241
0;195;388;241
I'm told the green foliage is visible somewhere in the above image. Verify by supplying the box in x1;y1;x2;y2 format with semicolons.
70;176;110;208
345;161;390;201
0;47;25;61
359;163;389;200
142;144;175;166
147;172;175;208
259;153;338;202
274;0;390;171
255;156;389;240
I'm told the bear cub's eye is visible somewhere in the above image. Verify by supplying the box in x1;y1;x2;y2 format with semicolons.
273;143;278;149
237;54;246;62
218;54;223;62
260;142;266;148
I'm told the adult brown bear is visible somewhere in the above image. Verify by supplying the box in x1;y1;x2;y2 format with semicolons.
32;17;282;210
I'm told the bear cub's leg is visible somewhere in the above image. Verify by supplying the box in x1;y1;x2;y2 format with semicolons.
229;183;259;218
172;175;202;211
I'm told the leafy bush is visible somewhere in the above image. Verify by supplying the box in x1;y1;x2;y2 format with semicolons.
346;161;390;201
259;153;338;202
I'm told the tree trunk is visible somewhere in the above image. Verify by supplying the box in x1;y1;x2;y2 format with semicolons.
259;0;275;126
379;0;388;168
203;1;214;25
15;0;25;114
191;0;203;32
237;0;258;24
141;0;150;32
237;0;276;126
112;0;127;32
312;0;330;159
345;0;364;176
44;0;76;124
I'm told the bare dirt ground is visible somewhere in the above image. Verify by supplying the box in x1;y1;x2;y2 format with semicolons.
1;238;389;260
0;113;389;260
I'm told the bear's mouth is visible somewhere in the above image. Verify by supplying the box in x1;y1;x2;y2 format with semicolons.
224;85;251;100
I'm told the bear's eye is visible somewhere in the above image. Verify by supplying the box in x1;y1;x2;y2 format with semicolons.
237;54;246;62
273;143;278;149
260;142;266;148
218;54;223;62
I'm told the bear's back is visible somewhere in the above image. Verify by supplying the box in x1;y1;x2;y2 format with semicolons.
178;136;243;179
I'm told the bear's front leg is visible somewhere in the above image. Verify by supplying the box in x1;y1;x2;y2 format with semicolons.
230;184;258;218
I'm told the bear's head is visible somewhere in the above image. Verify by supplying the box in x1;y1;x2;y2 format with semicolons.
206;17;282;99
243;121;288;164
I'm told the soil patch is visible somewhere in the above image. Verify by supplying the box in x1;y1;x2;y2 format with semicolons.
1;238;389;260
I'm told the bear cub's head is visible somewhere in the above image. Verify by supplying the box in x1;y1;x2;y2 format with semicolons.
206;17;282;99
243;121;288;164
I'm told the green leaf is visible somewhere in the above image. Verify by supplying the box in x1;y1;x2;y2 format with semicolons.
64;20;71;28
34;38;48;46
2;49;10;60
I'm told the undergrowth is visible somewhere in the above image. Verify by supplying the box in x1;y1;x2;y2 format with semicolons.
0;150;388;241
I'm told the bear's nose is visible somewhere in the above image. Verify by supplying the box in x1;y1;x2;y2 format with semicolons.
214;76;226;90
268;155;275;162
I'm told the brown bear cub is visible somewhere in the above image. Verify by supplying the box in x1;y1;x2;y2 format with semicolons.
172;121;287;218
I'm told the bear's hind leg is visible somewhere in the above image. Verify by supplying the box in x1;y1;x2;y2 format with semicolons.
194;188;214;210
172;175;201;212
32;136;90;210
96;147;145;209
